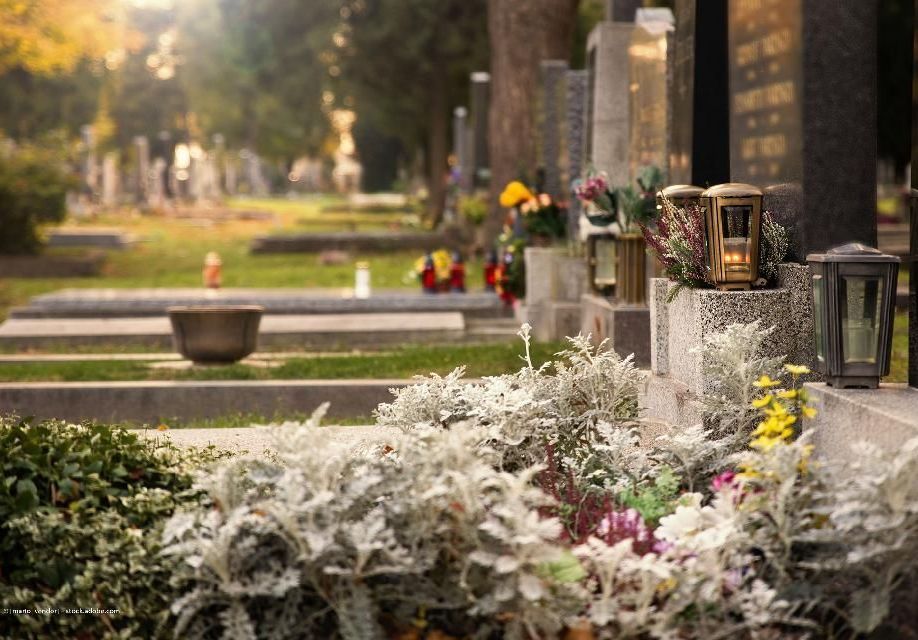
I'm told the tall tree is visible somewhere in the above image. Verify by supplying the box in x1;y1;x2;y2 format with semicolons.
486;0;579;236
338;0;488;223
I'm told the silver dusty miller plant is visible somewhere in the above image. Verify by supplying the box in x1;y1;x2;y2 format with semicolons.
376;324;643;471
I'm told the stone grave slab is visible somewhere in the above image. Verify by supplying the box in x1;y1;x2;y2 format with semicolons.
0;312;466;350
10;289;510;319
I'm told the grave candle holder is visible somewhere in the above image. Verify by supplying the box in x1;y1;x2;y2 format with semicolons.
699;183;763;291
656;184;704;209
586;232;617;296
807;243;900;389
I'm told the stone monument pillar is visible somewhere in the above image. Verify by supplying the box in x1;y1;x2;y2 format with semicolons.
101;152;119;208
134;135;150;204
453;106;471;192
469;72;490;189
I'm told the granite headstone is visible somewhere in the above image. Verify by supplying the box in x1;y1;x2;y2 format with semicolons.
566;69;588;239
728;0;877;260
669;0;729;187
628;8;674;182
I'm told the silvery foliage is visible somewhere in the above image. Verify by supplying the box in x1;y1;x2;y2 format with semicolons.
376;324;644;472
792;437;918;633
163;404;584;640
654;321;782;491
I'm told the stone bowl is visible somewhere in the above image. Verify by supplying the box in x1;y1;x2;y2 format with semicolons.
167;305;264;364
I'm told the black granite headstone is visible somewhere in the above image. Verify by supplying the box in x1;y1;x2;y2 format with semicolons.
728;0;877;261
910;0;917;388
669;0;729;187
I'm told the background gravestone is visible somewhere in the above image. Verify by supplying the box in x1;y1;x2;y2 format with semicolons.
539;60;568;200
565;69;588;240
585;4;635;187
469;71;491;189
628;8;674;182
728;0;877;261
669;0;730;187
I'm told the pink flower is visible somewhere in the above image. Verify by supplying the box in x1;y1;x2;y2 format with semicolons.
711;470;737;493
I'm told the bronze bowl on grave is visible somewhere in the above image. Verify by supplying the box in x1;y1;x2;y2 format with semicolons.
167;305;264;364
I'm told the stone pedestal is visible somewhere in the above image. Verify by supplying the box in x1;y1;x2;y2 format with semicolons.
580;294;651;367
650;264;814;396
805;383;918;463
523;248;587;341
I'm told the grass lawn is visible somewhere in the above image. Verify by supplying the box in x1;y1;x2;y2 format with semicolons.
0;342;564;383
0;196;482;321
889;311;909;383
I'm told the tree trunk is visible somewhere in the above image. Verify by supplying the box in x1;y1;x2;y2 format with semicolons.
426;67;449;227
486;0;579;239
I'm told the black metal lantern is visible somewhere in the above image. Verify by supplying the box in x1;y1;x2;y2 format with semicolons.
699;183;763;290
807;244;900;389
587;232;617;296
657;184;704;209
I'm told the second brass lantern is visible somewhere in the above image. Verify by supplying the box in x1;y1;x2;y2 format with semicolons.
699;183;763;291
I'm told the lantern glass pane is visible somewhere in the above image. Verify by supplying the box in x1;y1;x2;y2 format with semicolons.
839;275;883;364
594;238;617;287
812;274;825;363
720;205;752;272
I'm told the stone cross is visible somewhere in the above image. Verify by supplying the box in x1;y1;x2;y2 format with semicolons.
727;0;877;261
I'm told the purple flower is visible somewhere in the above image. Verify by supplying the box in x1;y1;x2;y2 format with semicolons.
711;470;737;493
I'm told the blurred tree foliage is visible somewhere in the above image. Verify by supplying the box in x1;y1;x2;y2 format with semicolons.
176;0;339;163
0;0;122;75
336;0;488;221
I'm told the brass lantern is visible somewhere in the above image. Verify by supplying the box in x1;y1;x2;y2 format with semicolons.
807;244;900;389
587;232;617;296
657;184;704;209
699;183;763;290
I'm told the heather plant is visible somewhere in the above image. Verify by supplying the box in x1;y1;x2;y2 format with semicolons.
642;195;711;300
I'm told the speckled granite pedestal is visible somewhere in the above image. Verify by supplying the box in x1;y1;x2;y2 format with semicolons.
804;383;918;463
643;264;815;425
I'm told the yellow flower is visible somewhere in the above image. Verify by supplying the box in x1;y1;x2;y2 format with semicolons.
776;389;797;400
784;364;811;376
157;423;169;431
499;181;534;208
752;395;773;409
801;405;817;419
753;375;781;388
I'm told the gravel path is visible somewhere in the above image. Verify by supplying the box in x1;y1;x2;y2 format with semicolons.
136;425;402;454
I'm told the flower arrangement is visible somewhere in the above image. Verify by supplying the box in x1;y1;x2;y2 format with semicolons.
413;249;464;293
572;168;617;227
164;321;918;639
499;180;566;241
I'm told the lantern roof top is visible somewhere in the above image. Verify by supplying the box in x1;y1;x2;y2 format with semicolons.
700;183;763;198
660;184;704;199
806;243;901;263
